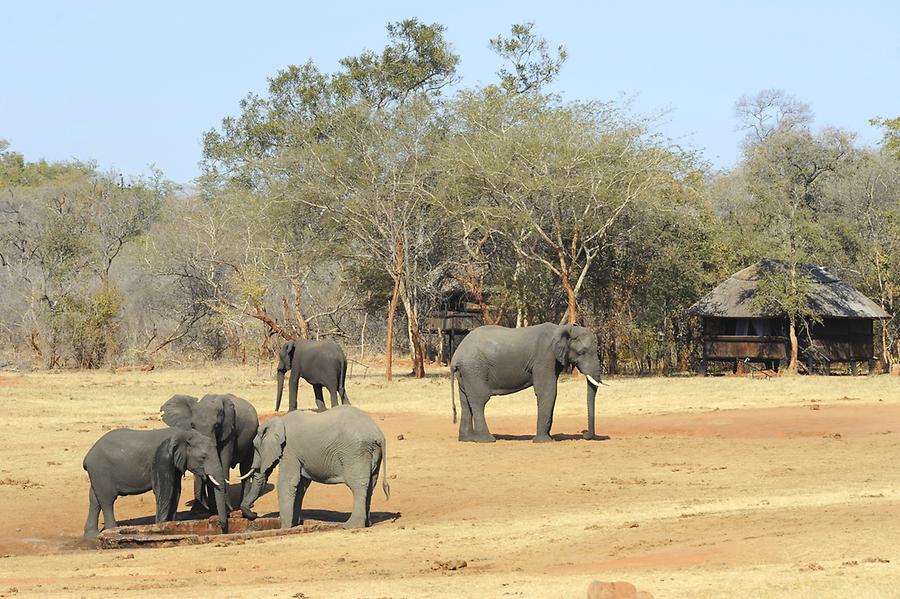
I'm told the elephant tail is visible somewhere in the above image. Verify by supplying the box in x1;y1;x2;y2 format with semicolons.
339;357;349;404
450;364;458;424
378;437;390;500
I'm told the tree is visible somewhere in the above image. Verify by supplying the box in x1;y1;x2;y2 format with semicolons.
0;145;169;366
489;22;567;94
735;111;857;372
445;88;687;324
202;19;459;380
735;89;812;144
870;116;900;160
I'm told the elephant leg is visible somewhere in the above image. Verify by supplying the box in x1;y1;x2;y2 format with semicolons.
83;487;101;538
457;385;475;440
101;497;117;531
312;384;327;412
288;369;301;412
365;455;382;527
534;377;558;443
328;386;339;408
459;379;494;443
277;465;300;529
293;477;311;527
167;482;182;521
345;482;369;529
190;475;207;513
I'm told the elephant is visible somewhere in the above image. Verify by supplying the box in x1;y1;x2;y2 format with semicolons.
239;405;390;529
276;339;350;412
450;323;603;443
160;393;258;516
82;428;228;538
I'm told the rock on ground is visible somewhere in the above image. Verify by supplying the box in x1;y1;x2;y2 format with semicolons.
587;580;654;599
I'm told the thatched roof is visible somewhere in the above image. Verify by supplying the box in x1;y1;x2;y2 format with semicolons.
688;259;890;319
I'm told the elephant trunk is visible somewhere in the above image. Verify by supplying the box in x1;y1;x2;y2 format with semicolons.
204;459;230;533
585;377;598;440
275;370;285;412
213;483;229;533
578;359;602;440
240;471;266;520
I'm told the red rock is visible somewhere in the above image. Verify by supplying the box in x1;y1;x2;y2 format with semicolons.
587;581;637;599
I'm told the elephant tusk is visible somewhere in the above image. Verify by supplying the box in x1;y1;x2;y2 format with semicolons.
585;374;602;387
207;475;223;488
238;469;256;481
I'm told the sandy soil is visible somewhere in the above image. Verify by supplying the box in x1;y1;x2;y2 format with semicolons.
0;365;898;598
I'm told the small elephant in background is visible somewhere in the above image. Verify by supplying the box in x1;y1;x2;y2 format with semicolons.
276;339;350;412
240;405;389;529
82;428;228;538
160;393;258;514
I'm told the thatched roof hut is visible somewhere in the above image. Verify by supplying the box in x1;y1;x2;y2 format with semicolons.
689;260;889;373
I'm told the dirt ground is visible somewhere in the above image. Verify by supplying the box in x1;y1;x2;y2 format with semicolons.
0;365;898;598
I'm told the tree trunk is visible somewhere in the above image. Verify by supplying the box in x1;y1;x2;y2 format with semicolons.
460;261;494;325
385;245;405;382
562;273;578;325
290;281;310;340
786;316;799;375
385;276;402;382
514;258;526;328
399;281;426;379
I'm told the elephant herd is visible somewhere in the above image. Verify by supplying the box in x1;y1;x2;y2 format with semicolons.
82;324;602;538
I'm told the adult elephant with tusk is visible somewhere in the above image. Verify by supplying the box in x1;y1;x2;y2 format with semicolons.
82;428;228;538
160;393;258;520
450;323;603;443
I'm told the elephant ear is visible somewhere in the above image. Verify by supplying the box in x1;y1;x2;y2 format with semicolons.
152;435;185;520
219;395;237;445
257;417;287;473
160;395;198;430
552;324;574;367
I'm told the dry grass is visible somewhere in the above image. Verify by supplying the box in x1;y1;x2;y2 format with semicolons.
0;365;898;598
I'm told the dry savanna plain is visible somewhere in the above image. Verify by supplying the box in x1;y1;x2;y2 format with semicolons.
0;362;898;598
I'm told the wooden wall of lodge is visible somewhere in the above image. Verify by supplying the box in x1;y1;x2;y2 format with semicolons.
701;317;876;363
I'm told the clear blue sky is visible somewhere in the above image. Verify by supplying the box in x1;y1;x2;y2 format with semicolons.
2;1;898;184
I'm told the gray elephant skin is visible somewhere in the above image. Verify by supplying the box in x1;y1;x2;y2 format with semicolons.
450;323;603;443
240;405;390;529
276;339;350;412
160;393;258;520
82;428;227;538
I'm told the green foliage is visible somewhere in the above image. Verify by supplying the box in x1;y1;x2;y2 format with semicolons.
489;22;567;93
337;19;459;106
49;287;122;368
870;116;900;160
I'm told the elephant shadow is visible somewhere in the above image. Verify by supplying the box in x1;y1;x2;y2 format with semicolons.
255;508;402;526
116;481;278;527
493;433;611;442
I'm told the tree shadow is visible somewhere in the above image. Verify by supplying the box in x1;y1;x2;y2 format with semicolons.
493;433;610;442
